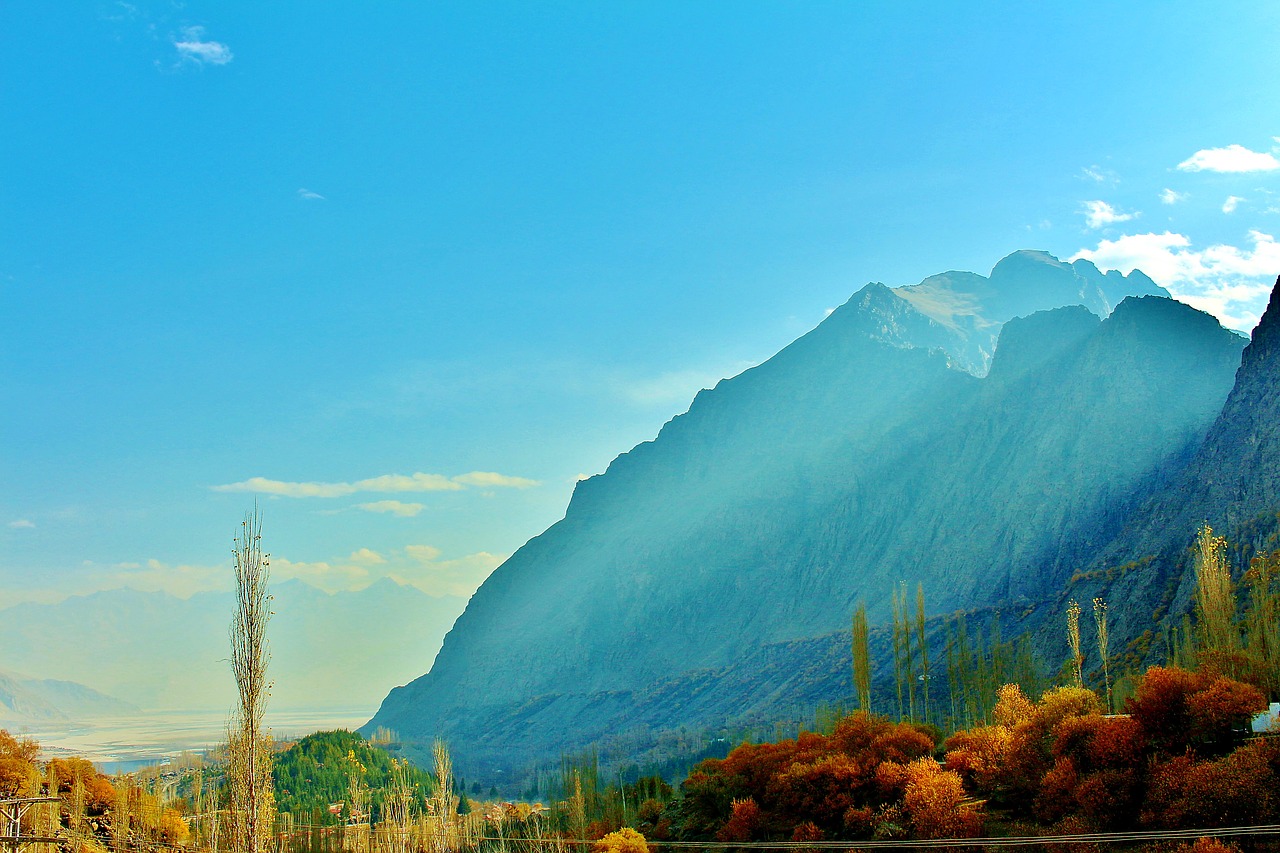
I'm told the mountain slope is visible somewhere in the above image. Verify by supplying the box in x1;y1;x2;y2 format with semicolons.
364;253;1231;773
1059;276;1280;656
0;670;137;725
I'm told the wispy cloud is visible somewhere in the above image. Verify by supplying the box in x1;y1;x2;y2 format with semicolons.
173;26;233;66
7;519;35;529
1080;165;1116;183
357;500;425;517
347;548;386;565
1072;229;1280;331
450;471;539;489
1177;144;1280;173
1082;200;1137;229
1160;188;1187;205
272;556;370;594
1223;195;1244;214
269;545;504;596
297;188;326;201
213;470;540;498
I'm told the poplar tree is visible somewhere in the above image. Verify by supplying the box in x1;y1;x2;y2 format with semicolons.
1066;600;1083;688
851;602;871;713
228;508;274;853
915;583;929;724
891;586;906;720
1194;524;1239;667
1245;550;1280;698
1093;597;1112;713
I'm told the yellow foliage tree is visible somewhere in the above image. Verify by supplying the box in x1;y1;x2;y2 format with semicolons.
592;827;647;853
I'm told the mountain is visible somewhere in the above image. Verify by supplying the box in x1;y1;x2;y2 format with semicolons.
0;578;467;713
1058;276;1280;656
363;251;1238;774
0;669;137;725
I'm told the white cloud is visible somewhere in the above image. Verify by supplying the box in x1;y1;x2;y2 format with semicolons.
1223;195;1244;214
450;471;539;489
1160;189;1187;205
357;500;425;517
7;519;35;529
404;545;443;563
297;188;326;201
213;470;539;498
272;556;370;594
213;476;356;497
1177;144;1280;173
347;548;386;565
173;26;233;66
356;473;462;492
1082;200;1137;229
1071;230;1280;331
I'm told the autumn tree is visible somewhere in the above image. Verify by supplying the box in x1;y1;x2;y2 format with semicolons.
851;603;871;713
1092;598;1111;713
228;508;274;853
901;757;981;839
592;827;647;853
1194;525;1242;672
0;729;38;797
915;584;930;724
1066;600;1083;688
1243;548;1280;698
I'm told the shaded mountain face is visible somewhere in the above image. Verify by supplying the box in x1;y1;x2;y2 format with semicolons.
1059;277;1280;654
363;252;1233;774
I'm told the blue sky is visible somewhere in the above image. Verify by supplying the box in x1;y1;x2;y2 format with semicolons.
4;1;1280;608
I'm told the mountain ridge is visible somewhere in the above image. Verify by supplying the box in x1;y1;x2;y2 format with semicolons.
363;251;1239;774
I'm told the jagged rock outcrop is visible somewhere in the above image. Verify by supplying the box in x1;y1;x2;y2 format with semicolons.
364;253;1238;774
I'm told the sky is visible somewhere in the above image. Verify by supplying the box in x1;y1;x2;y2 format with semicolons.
4;1;1280;611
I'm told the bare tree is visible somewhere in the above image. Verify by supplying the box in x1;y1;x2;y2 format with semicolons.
228;508;274;853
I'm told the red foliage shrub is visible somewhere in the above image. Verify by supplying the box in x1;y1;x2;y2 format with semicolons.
715;798;761;843
1126;666;1264;755
1033;757;1079;824
1142;738;1280;828
841;806;874;836
1169;839;1241;853
790;821;824;842
767;754;865;830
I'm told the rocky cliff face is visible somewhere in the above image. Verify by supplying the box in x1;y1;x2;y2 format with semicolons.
1061;277;1280;657
364;253;1237;774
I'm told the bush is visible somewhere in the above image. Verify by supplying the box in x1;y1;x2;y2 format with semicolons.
592;827;647;853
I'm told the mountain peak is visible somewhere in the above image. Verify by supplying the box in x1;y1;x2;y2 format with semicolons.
1245;275;1280;362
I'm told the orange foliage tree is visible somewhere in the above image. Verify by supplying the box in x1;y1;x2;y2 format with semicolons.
673;712;978;841
0;729;38;797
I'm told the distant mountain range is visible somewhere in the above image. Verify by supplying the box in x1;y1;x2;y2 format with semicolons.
0;578;466;715
0;669;137;726
363;250;1279;776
